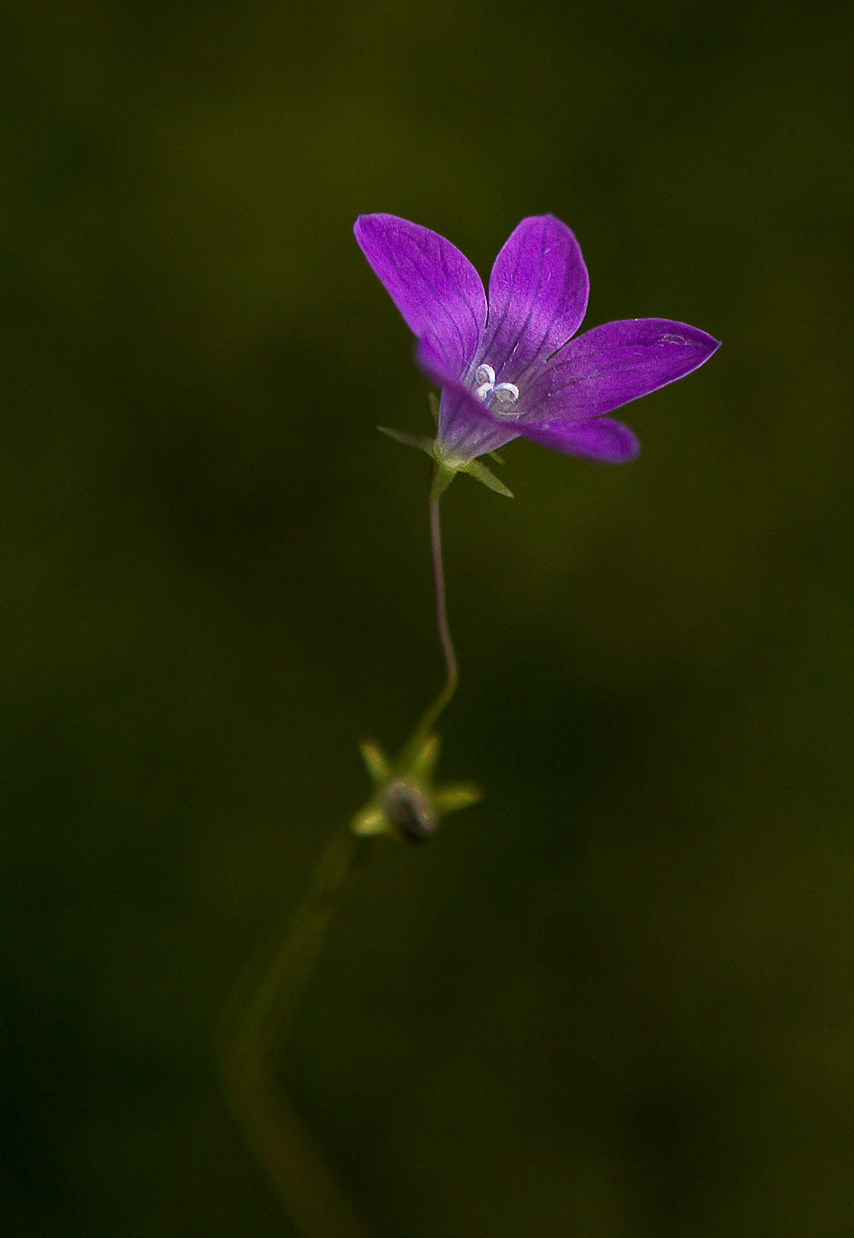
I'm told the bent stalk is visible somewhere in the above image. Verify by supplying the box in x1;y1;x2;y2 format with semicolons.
219;828;371;1238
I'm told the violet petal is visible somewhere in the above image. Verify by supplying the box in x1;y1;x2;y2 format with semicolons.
354;214;487;376
523;417;640;462
484;215;589;384
528;319;720;421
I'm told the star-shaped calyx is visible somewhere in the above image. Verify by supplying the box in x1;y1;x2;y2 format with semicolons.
352;731;481;842
378;393;514;500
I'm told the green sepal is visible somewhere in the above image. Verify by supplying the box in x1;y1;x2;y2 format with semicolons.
410;733;440;783
427;392;440;426
488;450;506;465
429;461;458;501
359;740;390;785
461;459;514;498
352;806;388;836
377;426;435;455
433;783;483;814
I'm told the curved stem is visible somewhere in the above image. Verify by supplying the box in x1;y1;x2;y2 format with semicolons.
430;495;458;696
221;476;461;1233
219;828;371;1238
405;494;459;756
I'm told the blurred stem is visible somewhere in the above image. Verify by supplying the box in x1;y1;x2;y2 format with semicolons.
430;492;458;699
221;475;461;1236
403;488;458;760
220;827;371;1238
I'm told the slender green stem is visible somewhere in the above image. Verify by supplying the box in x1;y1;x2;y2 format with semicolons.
430;494;458;696
220;474;461;1234
220;828;371;1238
403;492;459;760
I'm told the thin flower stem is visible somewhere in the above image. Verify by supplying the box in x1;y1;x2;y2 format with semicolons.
430;493;458;699
219;827;371;1238
405;492;459;753
219;473;460;1235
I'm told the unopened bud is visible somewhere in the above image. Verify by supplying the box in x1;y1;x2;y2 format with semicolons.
382;778;437;842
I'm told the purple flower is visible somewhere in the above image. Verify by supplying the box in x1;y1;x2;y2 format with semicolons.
354;213;719;488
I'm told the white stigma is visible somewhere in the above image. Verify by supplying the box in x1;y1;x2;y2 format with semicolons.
473;363;520;419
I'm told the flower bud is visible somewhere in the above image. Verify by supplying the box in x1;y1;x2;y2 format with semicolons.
351;734;481;841
382;778;437;842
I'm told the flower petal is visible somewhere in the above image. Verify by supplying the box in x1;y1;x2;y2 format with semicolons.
528;319;720;421
416;340;521;460
523;417;640;462
484;215;589;383
354;214;486;376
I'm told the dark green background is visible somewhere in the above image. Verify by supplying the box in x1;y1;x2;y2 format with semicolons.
2;2;853;1235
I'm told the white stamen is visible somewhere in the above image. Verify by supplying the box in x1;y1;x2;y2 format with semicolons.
471;364;521;419
474;363;496;401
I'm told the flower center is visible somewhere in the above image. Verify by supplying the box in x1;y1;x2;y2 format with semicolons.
473;364;520;419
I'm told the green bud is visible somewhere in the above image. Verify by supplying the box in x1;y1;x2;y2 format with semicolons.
352;731;482;843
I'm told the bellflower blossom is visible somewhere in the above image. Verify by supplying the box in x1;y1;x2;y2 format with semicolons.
354;213;719;488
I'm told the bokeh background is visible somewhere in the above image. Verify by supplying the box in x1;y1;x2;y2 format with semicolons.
1;1;853;1235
